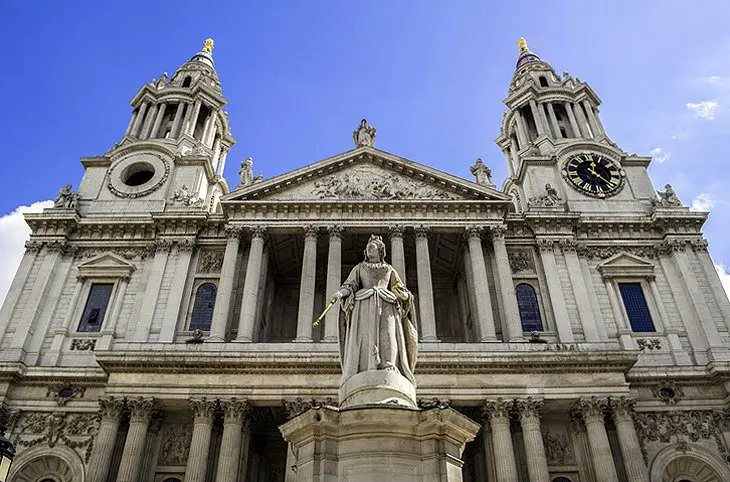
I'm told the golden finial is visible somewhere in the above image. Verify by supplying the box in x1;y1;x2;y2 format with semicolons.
517;37;528;54
202;38;214;54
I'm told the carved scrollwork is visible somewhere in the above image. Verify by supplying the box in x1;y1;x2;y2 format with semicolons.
46;384;86;406
225;225;243;239
70;339;96;351
417;398;451;409
159;423;193;466
197;251;224;273
328;225;345;239
283;397;337;420
249;226;267;239
487;225;507;239
13;411;100;463
127;397;156;423
508;251;533;273
573;396;609;422
98;397;125;421
542;429;573;465
637;338;662;350
482;398;513;420
651;382;684;405
189;398;217;423
220;398;250;424
514;397;543;422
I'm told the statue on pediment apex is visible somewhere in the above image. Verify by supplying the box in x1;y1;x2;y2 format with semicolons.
353;118;376;147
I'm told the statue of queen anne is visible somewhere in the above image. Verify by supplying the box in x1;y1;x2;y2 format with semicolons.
329;235;418;405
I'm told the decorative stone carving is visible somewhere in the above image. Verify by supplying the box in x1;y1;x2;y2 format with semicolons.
576;244;660;260
470;158;493;185
225;225;243;239
536;238;557;252
573;396;609;421
70;339;96;351
98;397;125;420
197;251;224;273
542;429;572;464
653;183;682;207
283;397;336;420
482;398;513;420
388;225;405;239
487;225;507;239
609;396;636;418
249;225;267;239
310;165;458;200
220;398;251;424
528;183;563;208
24;240;44;254
637;338;661;350
353;118;376;147
13;411;100;463
238;157;263;188
651;382;684;405
171;184;205;207
156;238;174;252
189;398;217;423
303;225;319;239
127;397;156;423
54;184;80;209
559;239;577;252
417;398;452;409
514;397;543;420
159;423;193;466
327;224;345;239
508;251;533;273
46;384;86;406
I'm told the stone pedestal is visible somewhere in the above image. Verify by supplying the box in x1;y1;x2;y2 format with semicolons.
279;405;480;482
339;369;416;409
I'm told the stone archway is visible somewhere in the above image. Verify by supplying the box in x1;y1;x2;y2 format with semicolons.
8;445;85;482
649;444;730;482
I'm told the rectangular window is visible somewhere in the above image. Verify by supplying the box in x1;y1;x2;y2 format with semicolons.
77;283;114;332
618;283;656;332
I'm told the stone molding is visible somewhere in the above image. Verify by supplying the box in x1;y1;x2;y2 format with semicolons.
327;224;344;239
572;396;609;422
98;397;125;421
127;397;156;423
219;398;250;424
189;398;217;424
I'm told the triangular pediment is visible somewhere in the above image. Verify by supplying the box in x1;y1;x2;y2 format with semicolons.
222;146;510;202
77;253;136;278
597;252;654;278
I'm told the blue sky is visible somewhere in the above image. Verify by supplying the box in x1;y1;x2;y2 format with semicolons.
1;1;730;299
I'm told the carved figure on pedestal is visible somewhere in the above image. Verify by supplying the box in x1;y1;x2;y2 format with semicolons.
470;158;493;186
528;183;562;208
331;235;418;390
353;119;376;147
238;157;263;188
54;184;80;209
653;183;682;207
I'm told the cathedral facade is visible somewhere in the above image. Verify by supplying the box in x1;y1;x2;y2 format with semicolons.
2;38;730;482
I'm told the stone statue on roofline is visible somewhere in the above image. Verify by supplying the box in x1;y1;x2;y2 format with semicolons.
470;158;493;186
54;184;80;209
353;119;376;147
238;157;263;188
653;183;682;207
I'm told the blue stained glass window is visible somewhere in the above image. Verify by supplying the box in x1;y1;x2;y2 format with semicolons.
516;283;543;332
77;283;114;332
189;283;217;331
618;283;656;332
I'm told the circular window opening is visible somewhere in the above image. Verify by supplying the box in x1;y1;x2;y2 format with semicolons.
122;162;155;187
58;387;74;399
659;387;676;399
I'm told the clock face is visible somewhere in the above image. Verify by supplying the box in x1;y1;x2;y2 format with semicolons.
562;153;624;198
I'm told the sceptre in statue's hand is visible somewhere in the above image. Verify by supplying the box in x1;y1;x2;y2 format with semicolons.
313;288;349;327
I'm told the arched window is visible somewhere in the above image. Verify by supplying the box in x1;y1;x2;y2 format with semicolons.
516;283;543;332
539;76;549;87
163;478;182;482
189;283;217;331
182;76;192;87
552;478;573;482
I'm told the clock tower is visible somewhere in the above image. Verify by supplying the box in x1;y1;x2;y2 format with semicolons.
497;38;657;214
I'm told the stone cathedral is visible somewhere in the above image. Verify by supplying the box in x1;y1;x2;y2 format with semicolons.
2;36;730;482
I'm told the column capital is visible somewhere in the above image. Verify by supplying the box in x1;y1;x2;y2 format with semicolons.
176;238;196;253
482;398;513;421
514;397;543;421
327;225;344;239
225;225;243;239
127;397;156;423
536;238;557;252
189;398;218;424
156;238;174;253
388;224;405;238
249;225;267;239
487;225;507;239
573;396;609;423
303;225;320;239
414;225;430;238
608;396;636;420
465;226;483;240
220;397;251;424
559;238;578;252
76;274;88;283
98;396;125;421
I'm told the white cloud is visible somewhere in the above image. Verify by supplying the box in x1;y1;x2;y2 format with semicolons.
717;265;730;300
0;201;53;307
649;147;671;163
686;100;719;120
690;193;715;212
706;75;723;84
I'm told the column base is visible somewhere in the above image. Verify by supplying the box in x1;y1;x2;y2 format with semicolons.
480;337;499;342
508;336;527;342
421;336;440;342
205;335;225;342
321;337;338;343
339;369;416;409
292;337;314;343
279;405;480;482
233;336;253;343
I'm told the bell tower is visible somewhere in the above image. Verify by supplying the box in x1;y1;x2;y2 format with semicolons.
75;39;236;214
497;38;659;214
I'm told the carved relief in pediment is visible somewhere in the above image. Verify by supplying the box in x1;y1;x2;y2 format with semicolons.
266;164;462;201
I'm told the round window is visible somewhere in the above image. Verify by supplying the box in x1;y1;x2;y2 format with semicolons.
58;387;74;399
121;162;155;186
659;387;676;399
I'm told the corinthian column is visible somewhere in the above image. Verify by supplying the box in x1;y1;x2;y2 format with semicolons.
414;226;438;341
465;227;496;341
116;397;156;482
610;397;648;482
87;397;125;482
515;398;550;482
235;226;266;342
185;398;217;482
216;398;251;482
489;226;524;341
482;399;518;481
323;226;343;342
209;226;242;341
389;225;407;282
295;226;318;342
574;397;619;482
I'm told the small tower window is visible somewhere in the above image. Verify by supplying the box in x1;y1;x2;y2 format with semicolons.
78;283;114;332
618;283;656;332
182;76;192;87
516;283;543;332
539;76;549;87
189;283;217;331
